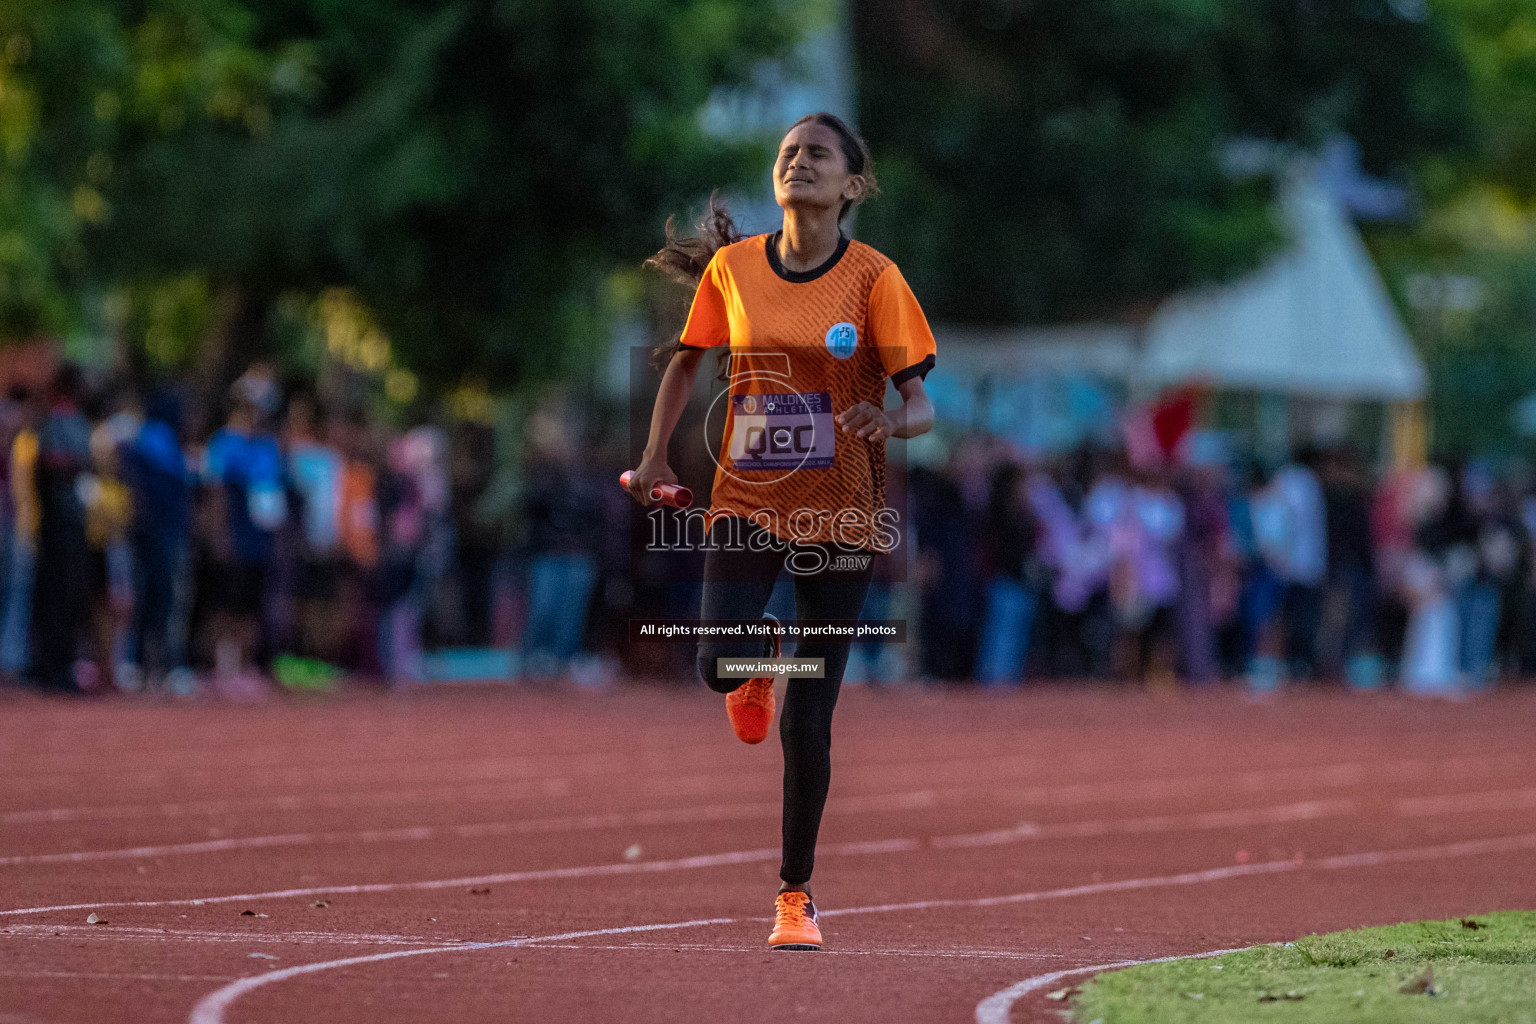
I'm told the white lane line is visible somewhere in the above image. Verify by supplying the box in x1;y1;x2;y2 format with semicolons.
0;830;438;867
819;831;1536;919
0;925;443;947
0;970;241;982
934;798;1353;848
527;942;1067;961
0;728;1037;786
185;830;1536;1024
5;747;1517;865
0;778;575;827
0;746;678;797
0;790;938;867
974;947;1243;1024
0;1013;69;1024
0;924;1062;962
0;791;1515;917
0;848;783;917
1395;785;1536;817
6;750;1522;828
0;741;1067;804
186;918;739;1024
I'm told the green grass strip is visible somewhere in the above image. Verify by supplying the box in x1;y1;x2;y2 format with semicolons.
1069;911;1536;1024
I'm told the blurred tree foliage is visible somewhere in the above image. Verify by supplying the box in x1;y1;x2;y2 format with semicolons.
853;0;1478;324
1434;0;1536;203
0;0;806;388
1363;0;1536;452
0;0;282;340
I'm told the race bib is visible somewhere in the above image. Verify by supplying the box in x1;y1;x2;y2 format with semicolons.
728;392;834;470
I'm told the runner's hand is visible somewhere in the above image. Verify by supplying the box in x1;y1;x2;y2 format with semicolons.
626;458;677;506
837;402;895;441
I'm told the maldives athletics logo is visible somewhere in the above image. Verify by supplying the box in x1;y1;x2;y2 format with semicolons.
824;321;857;359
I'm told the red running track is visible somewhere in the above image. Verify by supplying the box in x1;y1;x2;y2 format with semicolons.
2;683;1535;1024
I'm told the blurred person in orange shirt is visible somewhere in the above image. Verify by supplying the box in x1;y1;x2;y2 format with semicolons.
335;409;381;673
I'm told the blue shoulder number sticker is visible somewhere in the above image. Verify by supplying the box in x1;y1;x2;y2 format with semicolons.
729;392;835;470
825;322;857;359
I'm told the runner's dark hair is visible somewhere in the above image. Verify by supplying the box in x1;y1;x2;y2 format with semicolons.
796;111;878;222
645;113;877;374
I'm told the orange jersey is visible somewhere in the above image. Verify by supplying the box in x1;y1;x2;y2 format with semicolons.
679;232;936;549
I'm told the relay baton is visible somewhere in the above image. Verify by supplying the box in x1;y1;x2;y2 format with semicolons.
620;470;693;509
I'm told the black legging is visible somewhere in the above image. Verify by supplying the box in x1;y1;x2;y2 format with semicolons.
696;517;873;887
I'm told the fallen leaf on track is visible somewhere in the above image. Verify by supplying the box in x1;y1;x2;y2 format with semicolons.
468;888;491;896
312;901;329;909
240;910;256;916
624;844;642;860
249;953;278;960
85;913;106;925
1044;987;1078;1001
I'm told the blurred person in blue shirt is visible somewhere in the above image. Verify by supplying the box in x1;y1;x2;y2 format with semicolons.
202;373;286;688
976;461;1042;688
126;388;193;691
283;392;346;662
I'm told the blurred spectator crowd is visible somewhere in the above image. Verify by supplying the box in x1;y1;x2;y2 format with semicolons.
5;358;1530;699
909;433;1536;696
0;362;509;697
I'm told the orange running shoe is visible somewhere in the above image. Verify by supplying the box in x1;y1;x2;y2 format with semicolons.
725;614;780;744
768;890;822;950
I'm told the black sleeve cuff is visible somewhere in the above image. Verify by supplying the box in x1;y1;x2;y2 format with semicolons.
890;353;935;387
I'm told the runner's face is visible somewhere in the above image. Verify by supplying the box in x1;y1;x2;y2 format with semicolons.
773;122;862;216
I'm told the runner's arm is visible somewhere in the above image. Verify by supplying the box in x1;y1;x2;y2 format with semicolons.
836;377;933;442
629;346;706;506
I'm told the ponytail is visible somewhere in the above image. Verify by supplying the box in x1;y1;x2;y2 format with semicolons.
645;192;742;374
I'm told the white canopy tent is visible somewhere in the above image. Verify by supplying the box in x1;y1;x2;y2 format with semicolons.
1135;172;1427;401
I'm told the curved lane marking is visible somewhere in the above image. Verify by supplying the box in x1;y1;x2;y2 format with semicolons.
974;947;1243;1024
186;918;738;1024
186;830;1536;1024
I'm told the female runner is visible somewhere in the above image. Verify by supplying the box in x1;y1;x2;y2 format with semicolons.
626;113;936;951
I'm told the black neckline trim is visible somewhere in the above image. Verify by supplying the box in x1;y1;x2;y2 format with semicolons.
764;231;849;283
